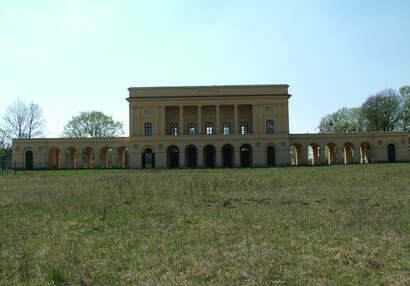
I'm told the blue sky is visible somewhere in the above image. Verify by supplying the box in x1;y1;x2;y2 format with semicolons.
1;0;409;137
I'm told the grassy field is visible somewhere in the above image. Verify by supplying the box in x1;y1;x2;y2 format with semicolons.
0;164;409;285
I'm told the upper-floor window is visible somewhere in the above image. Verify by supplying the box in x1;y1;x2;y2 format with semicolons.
206;122;213;135
241;122;248;134
266;120;274;134
145;122;152;136
188;123;196;135
223;122;231;135
170;123;178;135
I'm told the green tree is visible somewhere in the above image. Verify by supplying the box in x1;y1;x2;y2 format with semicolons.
62;111;124;138
399;85;409;131
361;88;405;131
318;107;365;133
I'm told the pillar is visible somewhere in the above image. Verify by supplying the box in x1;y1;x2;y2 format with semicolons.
216;105;220;134
319;145;327;165
352;145;359;164
198;105;202;134
76;150;84;169
234;104;238;134
197;147;204;167
311;146;319;165
234;149;240;167
252;104;257;134
328;145;335;165
216;149;221;167
111;150;118;168
160;106;165;135
337;145;344;164
136;107;141;136
130;105;134;136
179;105;184;135
179;150;185;168
302;146;309;165
94;150;101;168
295;146;302;166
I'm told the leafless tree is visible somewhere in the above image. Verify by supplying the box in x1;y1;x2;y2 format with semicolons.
1;98;46;146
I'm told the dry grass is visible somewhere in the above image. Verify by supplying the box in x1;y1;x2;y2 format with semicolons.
0;163;409;285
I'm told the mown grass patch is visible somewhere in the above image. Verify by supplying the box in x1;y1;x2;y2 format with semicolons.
0;164;409;285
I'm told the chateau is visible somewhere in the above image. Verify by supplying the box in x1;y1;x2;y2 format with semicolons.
12;84;409;169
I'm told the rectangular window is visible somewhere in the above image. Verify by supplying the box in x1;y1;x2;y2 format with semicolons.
266;120;274;134
188;123;196;135
144;122;152;136
170;123;178;135
241;122;248;134
206;122;213;135
223;122;231;134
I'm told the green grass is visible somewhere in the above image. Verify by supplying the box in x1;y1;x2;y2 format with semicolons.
0;164;409;285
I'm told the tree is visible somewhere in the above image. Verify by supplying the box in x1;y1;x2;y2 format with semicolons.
361;88;405;131
318;107;365;133
0;98;46;147
399;85;409;131
62;111;124;138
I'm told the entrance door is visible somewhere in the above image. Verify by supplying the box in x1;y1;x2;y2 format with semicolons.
388;144;396;163
205;147;215;168
187;147;197;168
240;147;250;167
223;147;233;168
267;146;275;166
170;148;179;168
142;148;154;169
25;150;33;170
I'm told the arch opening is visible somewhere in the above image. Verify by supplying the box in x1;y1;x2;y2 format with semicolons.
48;148;60;169
222;145;234;168
142;148;155;169
388;144;396;163
167;146;179;168
65;148;76;169
267;146;276;166
185;145;197;168
203;145;216;168
25;150;33;170
240;144;252;167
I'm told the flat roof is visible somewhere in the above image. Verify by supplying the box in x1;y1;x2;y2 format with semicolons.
128;84;290;99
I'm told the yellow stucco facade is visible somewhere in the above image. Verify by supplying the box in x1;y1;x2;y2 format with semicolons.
12;84;409;169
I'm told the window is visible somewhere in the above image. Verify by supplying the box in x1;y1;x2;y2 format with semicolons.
144;122;152;136
223;122;231;134
206;122;213;134
188;123;196;135
170;123;178;135
266;120;274;134
241;122;248;134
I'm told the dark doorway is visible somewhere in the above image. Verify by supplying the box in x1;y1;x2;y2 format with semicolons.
186;147;197;168
388;144;396;163
25;150;33;170
267;146;275;166
204;146;215;168
169;147;179;168
142;148;155;169
222;146;233;168
240;146;250;167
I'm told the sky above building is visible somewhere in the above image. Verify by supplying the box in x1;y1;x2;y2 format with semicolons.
1;0;409;137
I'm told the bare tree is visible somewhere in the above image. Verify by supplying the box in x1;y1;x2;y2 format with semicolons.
1;98;46;143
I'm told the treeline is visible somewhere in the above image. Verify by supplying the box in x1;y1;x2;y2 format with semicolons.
318;86;409;133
